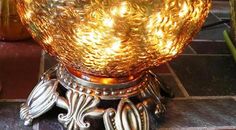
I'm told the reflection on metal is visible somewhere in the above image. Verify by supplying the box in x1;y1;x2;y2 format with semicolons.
20;64;170;130
58;90;102;130
20;78;59;125
143;71;168;117
104;99;149;130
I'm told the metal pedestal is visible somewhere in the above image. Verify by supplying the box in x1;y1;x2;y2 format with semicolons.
20;64;172;130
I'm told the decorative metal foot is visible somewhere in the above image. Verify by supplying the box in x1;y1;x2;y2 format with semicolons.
20;66;60;126
58;90;102;129
104;99;149;130
20;64;172;130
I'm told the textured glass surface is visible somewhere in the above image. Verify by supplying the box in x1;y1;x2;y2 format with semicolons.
17;0;211;77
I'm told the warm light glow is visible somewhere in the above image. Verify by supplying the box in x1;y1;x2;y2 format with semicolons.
155;30;164;38
179;2;189;17
119;2;128;17
16;0;211;77
24;0;32;4
24;9;33;20
103;18;114;28
43;36;53;45
106;39;121;54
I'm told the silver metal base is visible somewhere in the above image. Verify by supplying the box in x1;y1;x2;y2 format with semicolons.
20;64;171;130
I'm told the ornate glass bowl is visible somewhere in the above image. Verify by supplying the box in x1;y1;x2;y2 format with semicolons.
17;0;211;77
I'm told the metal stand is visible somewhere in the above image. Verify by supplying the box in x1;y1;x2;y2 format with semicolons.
20;64;172;130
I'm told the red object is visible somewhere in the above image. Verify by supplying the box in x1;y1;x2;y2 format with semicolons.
0;40;41;99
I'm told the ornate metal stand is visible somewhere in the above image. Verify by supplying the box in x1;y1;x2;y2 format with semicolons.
20;64;172;130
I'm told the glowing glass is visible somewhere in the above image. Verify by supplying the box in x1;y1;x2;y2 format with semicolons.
17;0;211;77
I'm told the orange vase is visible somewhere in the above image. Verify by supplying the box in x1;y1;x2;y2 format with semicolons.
0;0;30;41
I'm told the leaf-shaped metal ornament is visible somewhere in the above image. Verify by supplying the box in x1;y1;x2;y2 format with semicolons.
58;90;102;130
20;79;59;125
103;98;149;130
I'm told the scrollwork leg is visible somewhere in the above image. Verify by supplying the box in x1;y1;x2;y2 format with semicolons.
20;65;59;125
140;70;173;118
58;90;104;130
103;98;149;130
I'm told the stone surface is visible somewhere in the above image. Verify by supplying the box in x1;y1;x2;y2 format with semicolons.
170;55;236;96
211;1;230;16
195;13;229;41
191;41;230;54
157;98;236;129
38;108;66;130
0;102;33;130
182;46;195;54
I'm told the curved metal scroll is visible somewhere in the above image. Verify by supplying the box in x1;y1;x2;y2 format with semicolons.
20;79;59;125
103;98;149;130
58;90;103;130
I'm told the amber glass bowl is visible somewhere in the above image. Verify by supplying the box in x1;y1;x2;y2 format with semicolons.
0;0;30;41
16;0;211;77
